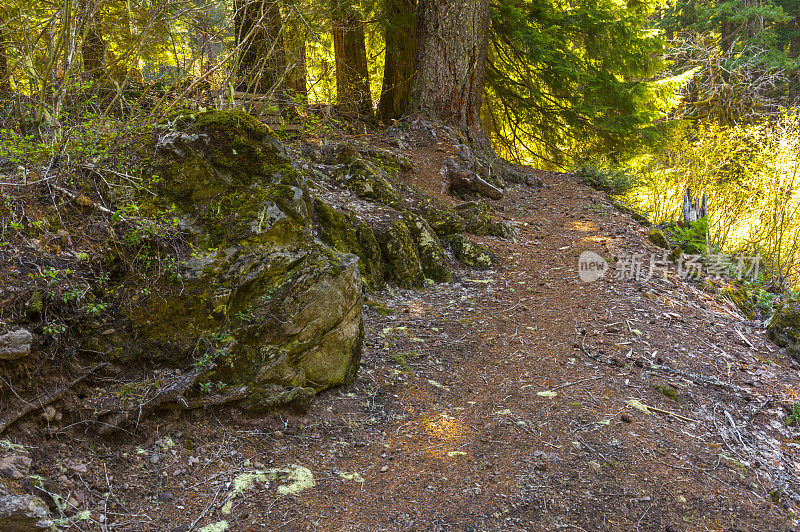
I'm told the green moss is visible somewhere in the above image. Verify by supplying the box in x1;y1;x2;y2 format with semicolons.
154;109;298;209
723;283;758;320
193;109;269;139
376;219;425;288
649;229;670;249
402;211;451;282
457;200;516;239
339;159;401;207
768;301;800;356
195;184;310;247
314;198;383;290
410;191;464;236
447;234;495;268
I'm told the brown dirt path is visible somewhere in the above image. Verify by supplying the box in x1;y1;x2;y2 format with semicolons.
28;167;800;531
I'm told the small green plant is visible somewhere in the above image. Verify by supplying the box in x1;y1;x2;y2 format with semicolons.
670;217;708;254
575;162;639;196
43;322;67;336
390;352;411;371
82;302;108;316
786;403;800;427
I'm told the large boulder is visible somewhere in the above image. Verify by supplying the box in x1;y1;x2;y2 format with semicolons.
768;301;800;358
85;110;364;409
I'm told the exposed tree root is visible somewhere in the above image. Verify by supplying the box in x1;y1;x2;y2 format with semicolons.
98;363;215;436
0;363;109;434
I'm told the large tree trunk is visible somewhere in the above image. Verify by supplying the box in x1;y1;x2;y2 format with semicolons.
284;12;307;105
235;0;288;98
0;22;10;93
331;2;372;116
407;0;490;143
82;16;106;80
377;0;417;121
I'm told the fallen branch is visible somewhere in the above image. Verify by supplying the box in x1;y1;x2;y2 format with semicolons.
637;402;698;423
98;363;214;435
0;363;109;434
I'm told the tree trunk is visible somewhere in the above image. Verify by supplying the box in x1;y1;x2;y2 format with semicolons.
0;22;10;93
82;20;105;80
407;0;490;142
331;2;372;117
377;0;417;121
235;0;288;98
284;12;307;105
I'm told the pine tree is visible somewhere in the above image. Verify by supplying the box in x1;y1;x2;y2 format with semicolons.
331;0;372;116
486;0;671;166
377;0;416;121
234;0;288;97
407;0;492;144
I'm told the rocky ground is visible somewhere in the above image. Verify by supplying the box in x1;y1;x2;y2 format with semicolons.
3;125;800;531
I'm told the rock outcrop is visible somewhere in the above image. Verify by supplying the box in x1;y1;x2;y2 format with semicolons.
768;301;800;358
84;110;365;412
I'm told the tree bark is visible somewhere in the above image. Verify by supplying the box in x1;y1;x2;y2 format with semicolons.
235;0;288;98
331;2;372;116
377;0;417;121
82;19;105;80
284;12;307;105
0;22;10;93
407;0;490;142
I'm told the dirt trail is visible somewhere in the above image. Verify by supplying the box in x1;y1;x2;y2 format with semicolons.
29;167;800;531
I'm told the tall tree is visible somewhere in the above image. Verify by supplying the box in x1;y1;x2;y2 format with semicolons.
331;1;372;116
284;11;308;104
0;9;10;93
234;0;288;96
377;0;416;121
81;0;105;81
485;0;671;166
407;0;491;143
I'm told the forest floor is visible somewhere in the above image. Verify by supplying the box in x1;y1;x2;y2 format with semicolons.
12;138;800;531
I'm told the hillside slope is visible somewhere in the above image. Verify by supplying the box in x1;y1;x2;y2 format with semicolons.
3;128;800;531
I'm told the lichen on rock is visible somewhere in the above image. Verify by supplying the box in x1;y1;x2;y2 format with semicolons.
446;234;496;268
314;198;383;291
456;200;516;239
374;218;425;288
768;300;800;358
402;211;452;283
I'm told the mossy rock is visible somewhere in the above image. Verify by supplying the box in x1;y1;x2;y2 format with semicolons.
406;188;464;236
456;200;516;239
723;283;758;320
126;245;364;394
446;234;496;268
336;157;401;208
152;109;307;247
649;229;670;250
768;301;800;358
374;219;425;288
90;110;368;412
314;198;383;290
402;211;452;283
